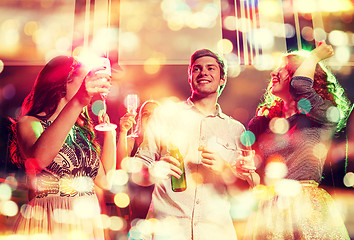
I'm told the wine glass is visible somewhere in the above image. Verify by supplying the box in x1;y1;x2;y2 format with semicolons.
127;94;138;115
236;149;256;187
238;149;256;173
126;94;139;136
94;57;117;132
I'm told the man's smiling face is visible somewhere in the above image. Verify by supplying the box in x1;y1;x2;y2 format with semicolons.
189;56;225;98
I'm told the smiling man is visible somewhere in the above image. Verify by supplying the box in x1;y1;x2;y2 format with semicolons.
188;49;227;114
131;49;248;240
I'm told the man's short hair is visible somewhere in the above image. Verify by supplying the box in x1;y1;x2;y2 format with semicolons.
189;49;227;96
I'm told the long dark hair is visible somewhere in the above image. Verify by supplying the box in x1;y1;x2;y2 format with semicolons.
10;56;100;168
21;56;78;119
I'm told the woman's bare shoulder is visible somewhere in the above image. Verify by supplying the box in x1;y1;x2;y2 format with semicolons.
18;115;40;123
17;116;44;139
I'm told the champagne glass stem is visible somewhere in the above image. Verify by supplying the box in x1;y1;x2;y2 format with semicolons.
101;94;107;119
95;93;117;131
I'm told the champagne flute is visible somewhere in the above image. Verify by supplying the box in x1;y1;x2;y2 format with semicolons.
238;149;256;173
94;57;117;132
127;94;138;115
236;149;256;187
126;94;138;136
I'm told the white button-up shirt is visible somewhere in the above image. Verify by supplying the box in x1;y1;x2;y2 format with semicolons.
134;99;245;240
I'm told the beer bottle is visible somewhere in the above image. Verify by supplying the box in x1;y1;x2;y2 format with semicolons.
169;144;187;192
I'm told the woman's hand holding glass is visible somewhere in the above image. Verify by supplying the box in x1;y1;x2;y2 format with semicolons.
125;94;139;136
85;69;111;96
97;109;112;127
119;112;136;134
74;67;111;107
90;63;117;131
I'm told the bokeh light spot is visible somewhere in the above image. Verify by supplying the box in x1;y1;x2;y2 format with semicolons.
122;157;144;174
136;218;155;237
108;169;129;187
326;106;340;123
149;161;170;181
1;200;18;217
167;18;184;31
110;216;125;231
144;58;163;75
129;226;145;240
6;176;18;189
275;179;301;197
269;118;289;135
297;98;311;114
0;183;12;201
91;100;104;116
129;219;155;239
250;28;274;50
230;191;256;220
3;84;16;100
240;131;256;147
301;26;314;42
217;38;233;55
343;172;354;187
100;214;111;229
114;192;130;208
259;0;281;17
20;204;31;219
73;197;100;219
328;30;349;46
313;28;327;42
0;59;4;74
313;143;328;160
265;155;288;184
72;176;94;193
334;46;350;64
284;24;295;38
223;16;237;31
24;21;38;36
225;52;241;77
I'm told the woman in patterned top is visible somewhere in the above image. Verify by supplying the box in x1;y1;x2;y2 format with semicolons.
11;55;116;239
239;42;351;239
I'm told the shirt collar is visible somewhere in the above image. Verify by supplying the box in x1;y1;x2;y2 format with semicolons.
185;97;227;119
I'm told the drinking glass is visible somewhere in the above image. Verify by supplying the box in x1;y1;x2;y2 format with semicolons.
237;149;256;173
94;57;117;132
127;94;138;115
125;94;138;136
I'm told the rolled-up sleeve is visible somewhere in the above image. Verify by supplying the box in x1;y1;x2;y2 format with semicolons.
290;76;335;125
